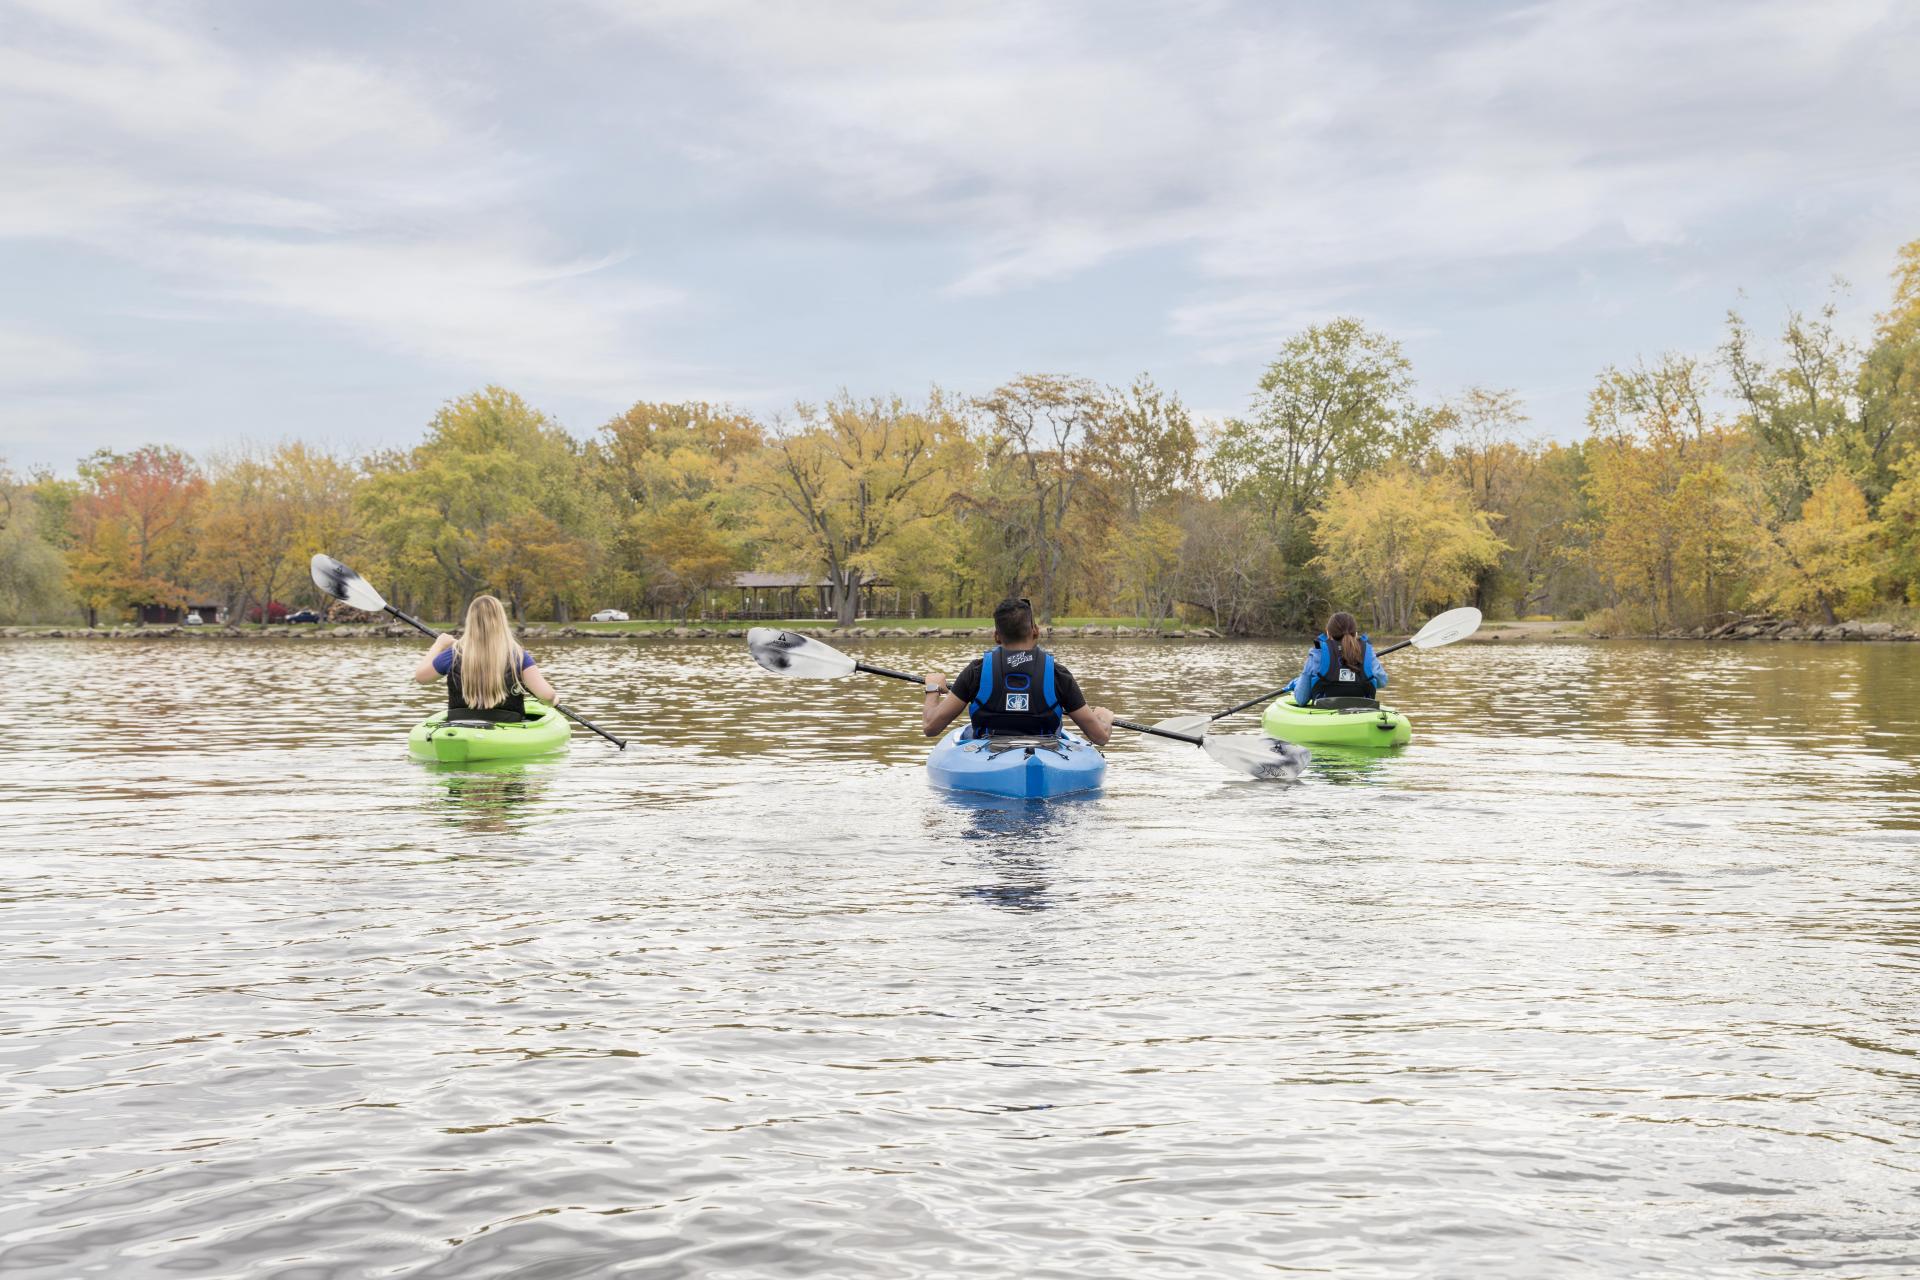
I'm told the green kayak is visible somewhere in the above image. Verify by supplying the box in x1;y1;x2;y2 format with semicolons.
408;698;570;764
1261;694;1412;748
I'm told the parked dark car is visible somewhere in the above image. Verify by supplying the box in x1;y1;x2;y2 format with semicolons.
286;609;322;624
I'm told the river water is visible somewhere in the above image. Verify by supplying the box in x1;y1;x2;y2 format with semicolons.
2;636;1917;1279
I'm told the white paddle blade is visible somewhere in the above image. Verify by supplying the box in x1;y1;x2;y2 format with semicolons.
1410;606;1482;649
309;554;388;613
1152;714;1212;740
1203;734;1310;781
746;627;857;679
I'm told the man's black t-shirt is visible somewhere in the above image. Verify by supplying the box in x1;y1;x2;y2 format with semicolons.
950;646;1085;734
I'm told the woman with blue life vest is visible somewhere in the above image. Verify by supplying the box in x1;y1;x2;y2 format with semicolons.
413;594;561;722
1290;610;1388;705
921;597;1115;744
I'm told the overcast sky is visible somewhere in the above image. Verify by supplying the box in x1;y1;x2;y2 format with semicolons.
3;0;1917;472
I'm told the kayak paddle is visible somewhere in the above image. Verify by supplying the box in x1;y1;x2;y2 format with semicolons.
309;553;627;750
746;627;1308;781
1153;606;1483;738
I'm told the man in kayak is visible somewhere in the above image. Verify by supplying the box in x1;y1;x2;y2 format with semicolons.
1290;610;1388;704
921;598;1115;744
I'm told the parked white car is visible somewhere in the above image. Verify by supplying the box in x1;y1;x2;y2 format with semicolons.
589;608;630;622
184;611;205;625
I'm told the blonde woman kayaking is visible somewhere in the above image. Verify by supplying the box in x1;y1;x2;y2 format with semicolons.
413;594;559;722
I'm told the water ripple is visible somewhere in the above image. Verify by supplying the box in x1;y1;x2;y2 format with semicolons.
2;637;1918;1278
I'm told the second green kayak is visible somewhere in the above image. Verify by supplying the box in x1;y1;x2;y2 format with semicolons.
408;698;570;763
1262;694;1412;748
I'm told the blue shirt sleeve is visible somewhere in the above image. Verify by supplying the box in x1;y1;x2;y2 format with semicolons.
522;652;537;671
1363;639;1388;688
1289;649;1318;704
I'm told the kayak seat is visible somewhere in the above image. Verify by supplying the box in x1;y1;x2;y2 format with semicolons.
1310;696;1383;714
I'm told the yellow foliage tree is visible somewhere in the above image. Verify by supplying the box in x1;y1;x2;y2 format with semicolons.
1310;465;1505;632
751;393;967;626
1582;358;1745;629
1752;473;1878;623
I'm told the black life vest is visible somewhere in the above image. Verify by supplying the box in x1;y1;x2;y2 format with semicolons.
447;650;527;722
967;645;1064;736
1305;633;1376;703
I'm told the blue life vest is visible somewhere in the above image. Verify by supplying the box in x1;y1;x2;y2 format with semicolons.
1297;633;1380;703
967;645;1064;735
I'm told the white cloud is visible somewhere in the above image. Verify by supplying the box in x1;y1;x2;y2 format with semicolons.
0;0;677;396
579;0;1920;352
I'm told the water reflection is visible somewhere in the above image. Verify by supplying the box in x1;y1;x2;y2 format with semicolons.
1304;743;1403;784
942;792;1100;912
417;758;563;834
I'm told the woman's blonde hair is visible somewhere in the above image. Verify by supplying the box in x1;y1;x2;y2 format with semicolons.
456;595;525;709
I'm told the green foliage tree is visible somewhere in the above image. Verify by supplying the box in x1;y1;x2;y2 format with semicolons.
1877;452;1920;605
357;387;594;621
1859;238;1920;495
1213;319;1432;546
0;465;76;622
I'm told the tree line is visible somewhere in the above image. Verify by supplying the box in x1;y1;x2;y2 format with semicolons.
3;239;1918;635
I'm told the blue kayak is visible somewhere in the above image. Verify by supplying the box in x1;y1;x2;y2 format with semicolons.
926;728;1106;799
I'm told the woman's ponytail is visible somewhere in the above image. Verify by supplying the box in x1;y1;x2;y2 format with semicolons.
1327;611;1364;668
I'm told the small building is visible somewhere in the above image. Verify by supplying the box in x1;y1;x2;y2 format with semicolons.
712;572;901;620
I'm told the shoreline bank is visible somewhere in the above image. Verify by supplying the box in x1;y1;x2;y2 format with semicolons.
4;615;1913;645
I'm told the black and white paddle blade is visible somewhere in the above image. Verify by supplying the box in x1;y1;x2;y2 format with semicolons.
1409;606;1482;649
746;627;857;679
1202;734;1310;781
309;554;388;613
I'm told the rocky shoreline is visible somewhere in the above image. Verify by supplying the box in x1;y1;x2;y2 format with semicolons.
1598;615;1920;643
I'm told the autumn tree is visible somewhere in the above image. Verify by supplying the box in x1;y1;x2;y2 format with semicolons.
1583;358;1744;629
592;400;763;613
67;446;205;625
1311;465;1504;632
970;374;1108;622
1175;499;1283;635
1750;473;1877;623
357;387;596;621
194;449;299;623
751;392;966;626
632;499;741;622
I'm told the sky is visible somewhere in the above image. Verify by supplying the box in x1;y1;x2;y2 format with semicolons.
3;0;1918;472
